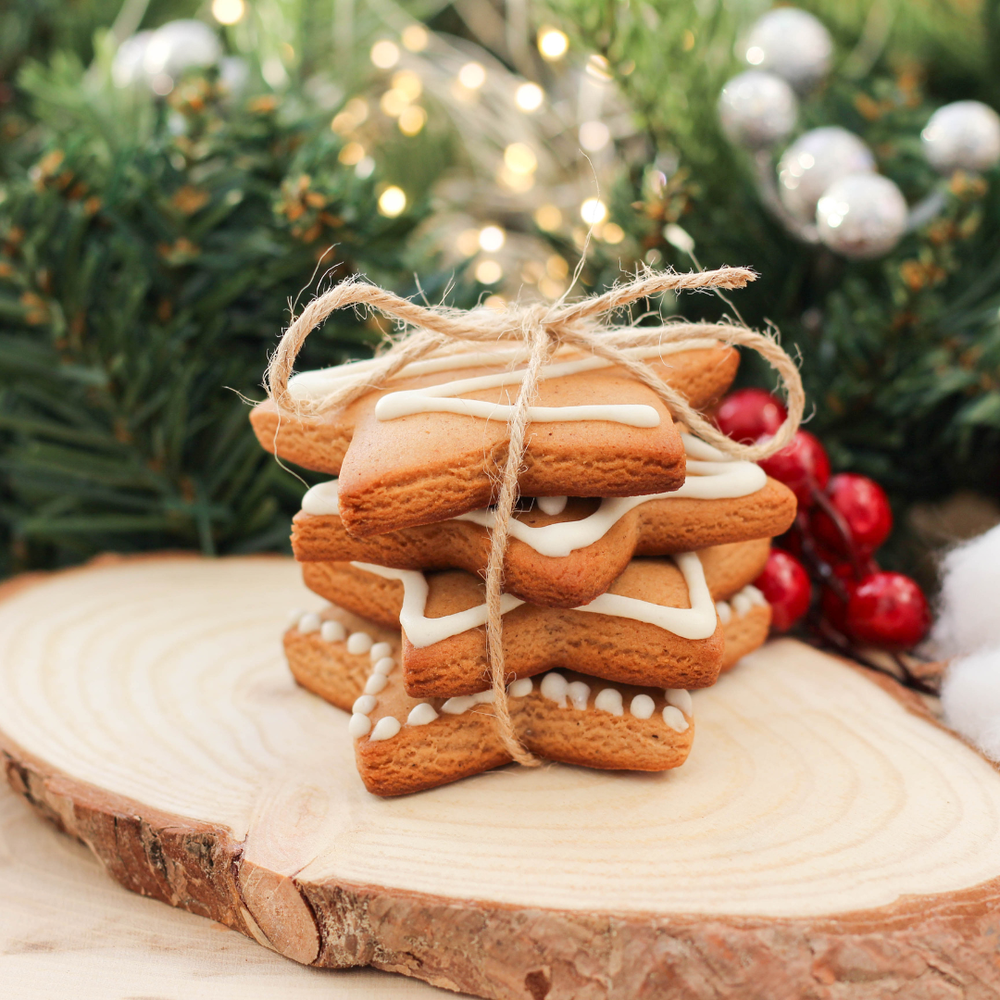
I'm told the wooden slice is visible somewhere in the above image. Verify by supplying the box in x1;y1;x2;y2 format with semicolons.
3;554;1000;999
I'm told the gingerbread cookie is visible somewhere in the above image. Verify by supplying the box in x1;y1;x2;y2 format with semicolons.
251;343;739;536
299;538;771;696
292;434;796;607
283;605;695;795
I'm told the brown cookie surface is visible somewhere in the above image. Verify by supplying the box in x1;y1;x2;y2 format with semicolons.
299;539;770;696
292;477;794;608
251;346;738;536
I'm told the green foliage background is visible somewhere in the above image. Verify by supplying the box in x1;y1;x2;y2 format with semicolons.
3;0;1000;578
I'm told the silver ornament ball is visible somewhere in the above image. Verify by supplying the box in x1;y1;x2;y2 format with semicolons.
718;70;798;149
744;7;833;92
816;174;908;260
922;100;1000;174
778;127;876;222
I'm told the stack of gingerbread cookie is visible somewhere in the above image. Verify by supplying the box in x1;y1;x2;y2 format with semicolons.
251;339;796;795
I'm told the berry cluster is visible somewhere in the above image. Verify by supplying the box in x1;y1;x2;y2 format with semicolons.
716;390;931;653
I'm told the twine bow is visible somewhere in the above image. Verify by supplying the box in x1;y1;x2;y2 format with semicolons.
267;267;803;765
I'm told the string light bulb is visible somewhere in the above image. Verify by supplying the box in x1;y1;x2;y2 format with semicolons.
458;62;486;89
580;198;608;225
212;0;245;25
503;142;537;175
401;25;428;52
378;186;407;217
370;40;400;69
515;82;544;112
475;260;503;284
538;27;569;61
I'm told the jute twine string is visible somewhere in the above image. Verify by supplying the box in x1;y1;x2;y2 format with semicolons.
267;266;803;765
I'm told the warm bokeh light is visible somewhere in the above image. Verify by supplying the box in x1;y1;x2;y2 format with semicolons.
538;27;569;61
475;259;503;284
402;25;429;52
380;89;409;117
515;82;544;112
603;222;625;244
504;142;537;175
478;225;505;252
458;62;486;89
355;156;375;179
338;142;366;166
456;229;480;256
546;254;569;280
579;121;610;151
392;70;422;101
484;294;506;311
580;198;608;225
586;54;612;81
398;105;427;136
378;186;407;216
539;277;566;300
370;40;400;69
534;204;562;231
212;0;245;25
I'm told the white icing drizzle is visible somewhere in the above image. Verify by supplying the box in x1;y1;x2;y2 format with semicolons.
346;631;373;655
351;550;717;646
662;706;689;733
665;689;693;716
369;716;401;741
541;672;569;708
373;656;396;676
407;703;439;726
370;641;393;662
594;689;624;716
364;674;388;695
321;619;346;643
508;677;534;697
536;496;568;516
297;612;321;634
567;680;590;711
630;694;655;719
299;435;764;561
348;713;371;737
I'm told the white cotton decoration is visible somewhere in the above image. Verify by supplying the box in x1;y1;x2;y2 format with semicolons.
942;646;1000;762
932;524;1000;658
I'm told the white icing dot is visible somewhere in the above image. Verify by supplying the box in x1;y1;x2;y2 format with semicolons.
665;689;693;716
630;694;655;719
369;716;402;741
567;680;590;710
508;677;533;698
662;705;690;732
352;694;377;714
346;631;373;655
594;688;624;716
442;695;475;714
540;672;569;708
348;713;372;737
369;641;393;662
745;584;767;607
320;620;346;643
473;689;495;704
364;673;388;695
407;703;439;726
373;656;396;676
715;600;732;625
288;607;305;625
536;495;568;516
297;612;321;634
733;592;752;617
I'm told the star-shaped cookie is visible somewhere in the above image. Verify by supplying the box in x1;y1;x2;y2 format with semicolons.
251;343;738;536
299;538;771;697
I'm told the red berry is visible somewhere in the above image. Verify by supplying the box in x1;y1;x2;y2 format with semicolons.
811;474;892;557
759;430;831;507
753;549;811;632
845;572;930;651
715;388;788;443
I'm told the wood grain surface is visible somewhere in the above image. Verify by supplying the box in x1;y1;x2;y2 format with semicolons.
3;554;1000;999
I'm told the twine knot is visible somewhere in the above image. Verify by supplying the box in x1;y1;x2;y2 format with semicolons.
267;266;803;766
